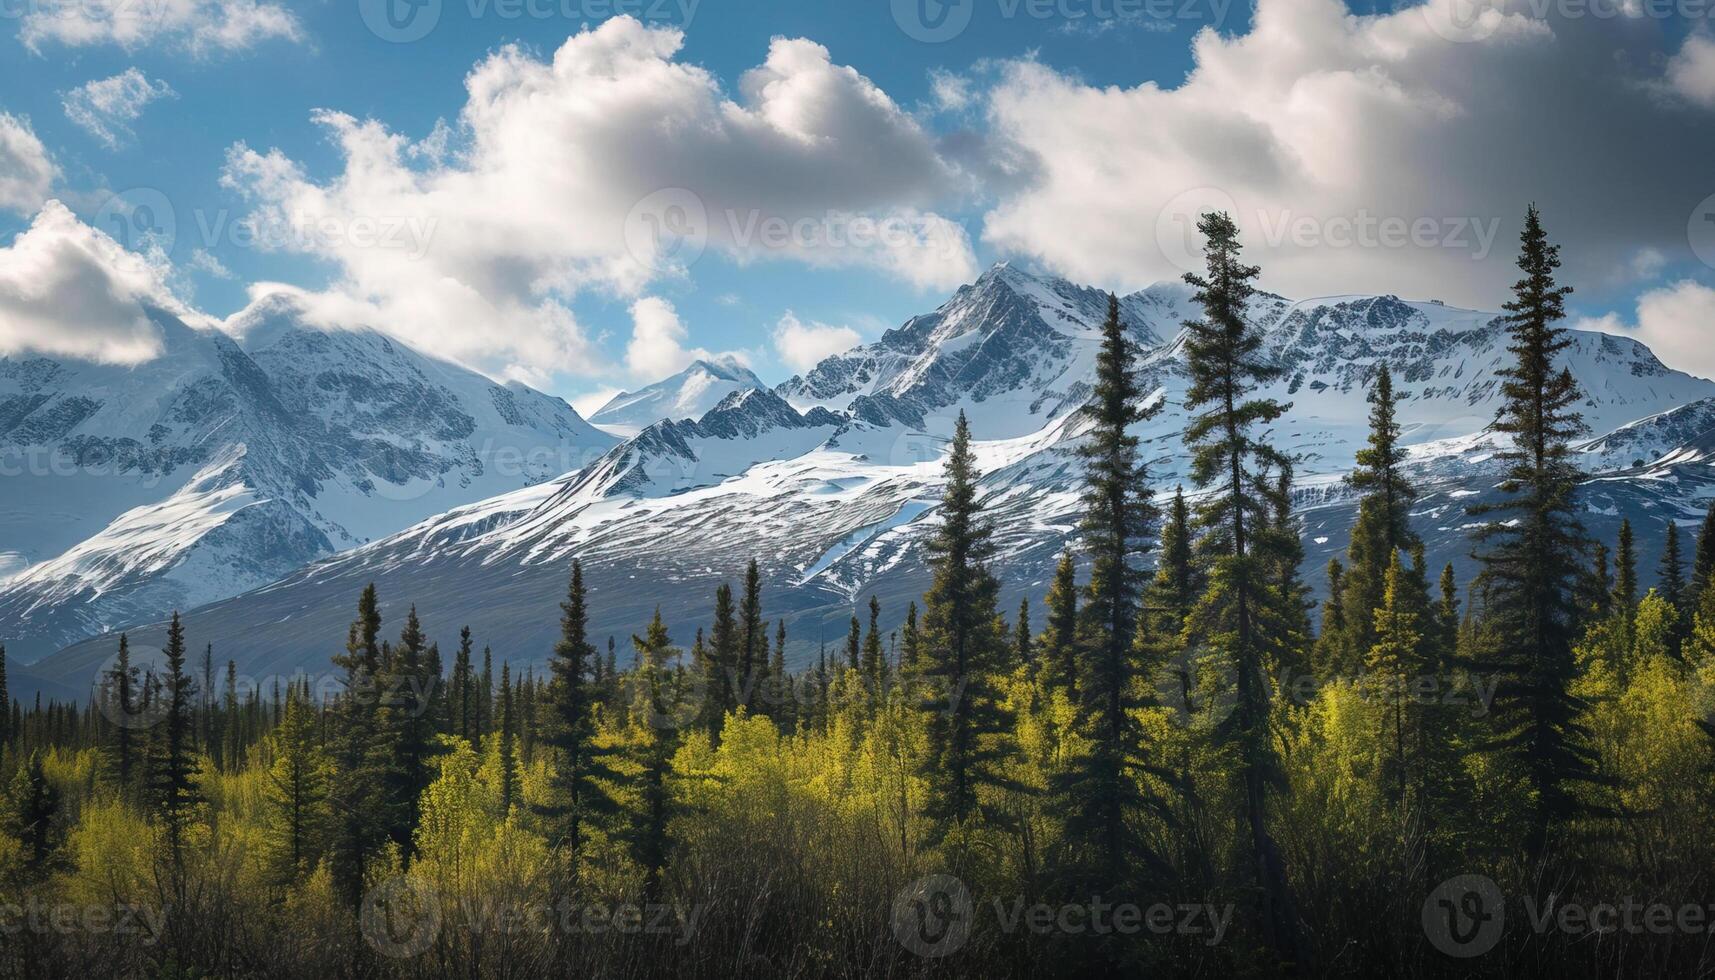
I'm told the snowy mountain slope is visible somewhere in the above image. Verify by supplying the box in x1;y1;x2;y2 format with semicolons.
0;293;616;661
589;357;766;436
21;263;1715;699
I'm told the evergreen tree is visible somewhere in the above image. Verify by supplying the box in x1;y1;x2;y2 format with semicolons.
1180;210;1301;962
739;558;765;708
916;411;1019;834
541;560;619;873
453;626;475;745
263;682;325;884
1366;554;1424;806
901;602;920;673
625;609;681;900
1336;363;1420;664
147;612;201;876
1693;499;1715;603
1468;205;1599;860
1315;559;1349;677
771;620;792;730
1041;548;1079;692
707;582;739;736
376;606;437;857
1614;518;1638;618
1435;563;1461;669
102;634;139;792
7;752;60;877
1055;291;1165;888
836;615;855;674
863;595;884;680
1265;467;1314;679
0;644;8;746
1660;520;1688;654
1581;542;1613;622
223;661;240;773
1014;597;1032;666
479;646;494;738
327;584;385;907
1149;487;1202;637
497;662;520;816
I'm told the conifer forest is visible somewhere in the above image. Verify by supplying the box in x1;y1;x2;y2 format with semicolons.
4;208;1714;978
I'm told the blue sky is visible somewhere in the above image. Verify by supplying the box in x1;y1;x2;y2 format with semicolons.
4;0;1715;410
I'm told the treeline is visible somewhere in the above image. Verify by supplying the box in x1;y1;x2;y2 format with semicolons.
2;208;1714;978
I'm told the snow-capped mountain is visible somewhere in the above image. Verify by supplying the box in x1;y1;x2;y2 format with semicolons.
19;264;1715;697
588;357;766;436
0;292;616;660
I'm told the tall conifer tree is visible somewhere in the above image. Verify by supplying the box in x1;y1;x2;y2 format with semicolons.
1468;206;1599;860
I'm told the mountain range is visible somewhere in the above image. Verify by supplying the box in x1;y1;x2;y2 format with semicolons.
8;263;1715;701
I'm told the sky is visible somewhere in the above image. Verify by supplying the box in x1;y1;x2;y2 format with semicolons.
4;0;1715;414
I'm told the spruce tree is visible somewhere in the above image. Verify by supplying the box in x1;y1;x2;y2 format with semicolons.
1366;553;1423;807
901;602;920;673
1693;499;1715;602
1337;363;1420;665
1660;520;1688;654
1180;210;1301;962
738;559;765;708
917;411;1019;834
0;644;8;746
263;682;325;884
541;560;619;872
223;661;240;773
1055;291;1165;888
708;583;739;736
1149;487;1201;636
7;752;60;878
625;609;681;900
1014;597;1032;667
1468;205;1598;860
147;612;201;876
327;584;385;907
1315;559;1349;677
102;634;138;793
453;626;475;745
863;595;884;680
1614;518;1638;618
1041;548;1079;692
376;606;437;857
845;615;861;673
497;662;520;816
771;620;792;730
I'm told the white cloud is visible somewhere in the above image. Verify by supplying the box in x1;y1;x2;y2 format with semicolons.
22;0;302;55
62;69;176;148
773;311;860;372
0;200;197;364
219;17;974;383
1582;280;1715;381
624;297;747;380
979;0;1715;306
930;69;974;112
0;114;58;216
1667;33;1715;108
189;248;233;279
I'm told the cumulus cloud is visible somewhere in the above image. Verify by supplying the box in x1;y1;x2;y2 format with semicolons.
980;0;1715;306
624;297;748;380
0;200;196;364
219;17;974;383
0;114;58;216
1666;33;1715;108
1581;280;1715;381
62;69;176;149
22;0;302;55
773;311;860;372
